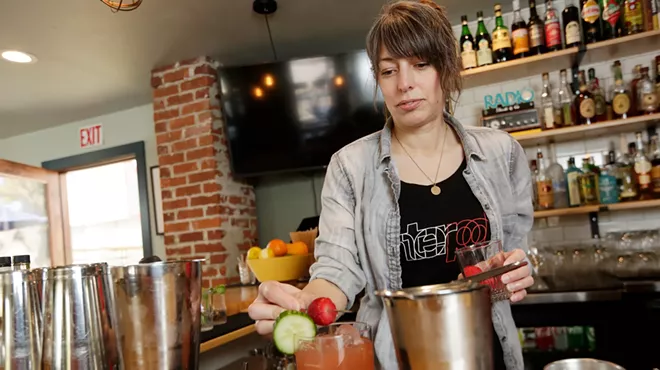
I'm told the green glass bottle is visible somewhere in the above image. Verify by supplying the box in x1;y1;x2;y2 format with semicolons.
475;11;493;67
460;15;477;70
492;3;513;63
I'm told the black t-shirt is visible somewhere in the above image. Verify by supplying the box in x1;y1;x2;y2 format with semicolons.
398;159;506;370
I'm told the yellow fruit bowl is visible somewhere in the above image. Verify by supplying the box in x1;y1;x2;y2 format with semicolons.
247;254;312;282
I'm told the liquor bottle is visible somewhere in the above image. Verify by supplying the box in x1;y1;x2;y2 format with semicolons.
634;131;654;199
623;0;644;34
642;0;655;30
656;56;660;92
536;149;555;209
579;157;600;205
559;69;577;125
563;0;582;47
528;0;546;55
475;11;494;67
637;67;659;114
492;4;514;63
615;135;639;201
602;0;624;39
588;68;607;121
512;0;531;58
566;157;584;206
630;64;642;116
548;144;569;208
650;134;660;196
531;159;539;210
460;15;478;70
576;70;597;124
544;0;563;51
581;0;603;42
599;151;621;204
611;60;631;119
541;73;558;129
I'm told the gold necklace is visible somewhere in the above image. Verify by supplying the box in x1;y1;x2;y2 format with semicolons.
394;125;449;196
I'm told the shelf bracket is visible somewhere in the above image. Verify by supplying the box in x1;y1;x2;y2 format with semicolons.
589;211;600;239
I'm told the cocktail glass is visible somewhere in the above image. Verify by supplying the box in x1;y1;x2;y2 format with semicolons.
457;240;512;302
294;322;375;370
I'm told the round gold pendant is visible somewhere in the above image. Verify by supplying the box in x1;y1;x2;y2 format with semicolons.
431;185;441;195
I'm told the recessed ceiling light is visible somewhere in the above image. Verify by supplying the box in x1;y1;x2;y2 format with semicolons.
1;50;37;64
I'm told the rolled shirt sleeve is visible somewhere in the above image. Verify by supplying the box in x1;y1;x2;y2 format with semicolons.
310;153;367;309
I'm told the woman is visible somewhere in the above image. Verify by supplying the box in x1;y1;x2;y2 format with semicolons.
248;1;534;369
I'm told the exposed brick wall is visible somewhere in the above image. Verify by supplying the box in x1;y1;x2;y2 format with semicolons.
151;56;258;288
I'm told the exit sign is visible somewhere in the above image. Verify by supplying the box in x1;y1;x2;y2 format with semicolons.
79;124;103;149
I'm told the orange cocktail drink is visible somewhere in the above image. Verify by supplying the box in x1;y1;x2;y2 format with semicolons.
295;322;375;370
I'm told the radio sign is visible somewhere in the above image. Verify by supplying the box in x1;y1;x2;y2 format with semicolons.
484;87;535;110
79;124;103;149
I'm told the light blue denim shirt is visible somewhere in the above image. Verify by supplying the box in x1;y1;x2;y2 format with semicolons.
310;112;533;370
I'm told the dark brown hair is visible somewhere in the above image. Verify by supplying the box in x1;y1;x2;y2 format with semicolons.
366;0;462;102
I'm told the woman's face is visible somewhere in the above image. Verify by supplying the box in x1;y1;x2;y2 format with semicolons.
376;46;445;129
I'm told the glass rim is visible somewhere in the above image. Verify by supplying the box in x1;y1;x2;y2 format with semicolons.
293;321;372;343
460;239;502;251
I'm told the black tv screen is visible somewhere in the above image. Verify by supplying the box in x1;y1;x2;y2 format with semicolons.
218;50;386;177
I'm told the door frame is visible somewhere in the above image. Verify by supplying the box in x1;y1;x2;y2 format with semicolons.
0;159;66;266
42;141;153;257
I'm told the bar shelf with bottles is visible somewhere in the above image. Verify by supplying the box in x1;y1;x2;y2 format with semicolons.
458;0;660;89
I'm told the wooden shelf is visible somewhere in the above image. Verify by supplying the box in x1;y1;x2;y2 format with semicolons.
461;48;578;89
583;30;660;66
460;30;660;90
200;324;256;353
513;113;660;147
534;199;660;218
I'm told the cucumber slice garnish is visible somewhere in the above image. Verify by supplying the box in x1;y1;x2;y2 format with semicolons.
273;310;317;355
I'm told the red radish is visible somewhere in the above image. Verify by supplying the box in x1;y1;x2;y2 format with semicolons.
463;265;482;277
306;297;337;326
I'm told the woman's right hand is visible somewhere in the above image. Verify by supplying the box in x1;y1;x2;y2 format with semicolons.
248;281;317;335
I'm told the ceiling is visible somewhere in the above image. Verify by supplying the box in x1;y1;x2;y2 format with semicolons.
0;0;490;139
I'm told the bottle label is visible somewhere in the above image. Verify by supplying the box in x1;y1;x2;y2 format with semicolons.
613;93;630;114
565;21;581;44
641;92;659;112
545;18;561;47
543;106;555;129
625;0;643;26
599;174;620;204
530;24;544;47
512;28;530;55
537;180;554;208
492;29;512;51
580;97;596;118
594;94;606;115
635;159;652;186
461;41;477;69
652;165;660;192
477;39;493;66
602;0;621;27
567;172;581;206
582;0;602;23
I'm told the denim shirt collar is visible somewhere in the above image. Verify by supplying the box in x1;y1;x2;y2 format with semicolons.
377;111;486;165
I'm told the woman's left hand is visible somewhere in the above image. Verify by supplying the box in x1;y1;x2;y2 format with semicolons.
500;249;534;303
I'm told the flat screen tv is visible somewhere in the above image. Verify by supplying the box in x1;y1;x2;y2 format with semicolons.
218;50;386;177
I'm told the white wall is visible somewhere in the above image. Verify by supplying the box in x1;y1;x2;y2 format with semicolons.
0;104;165;258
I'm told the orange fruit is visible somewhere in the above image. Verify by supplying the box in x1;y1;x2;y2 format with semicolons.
267;239;288;257
287;241;309;255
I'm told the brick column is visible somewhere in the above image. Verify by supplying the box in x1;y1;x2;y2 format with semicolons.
151;56;258;287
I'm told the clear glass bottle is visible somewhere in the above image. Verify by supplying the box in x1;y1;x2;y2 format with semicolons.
541;73;557;130
537;149;555;210
566;157;584;207
611;61;631;119
579;157;600;205
637;67;659;114
650;134;660;196
559;69;577;126
634;131;654;199
615;135;638;201
548;144;569;208
599;151;620;204
588;68;607;122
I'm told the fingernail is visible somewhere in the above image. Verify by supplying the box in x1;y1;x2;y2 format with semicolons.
501;274;510;284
